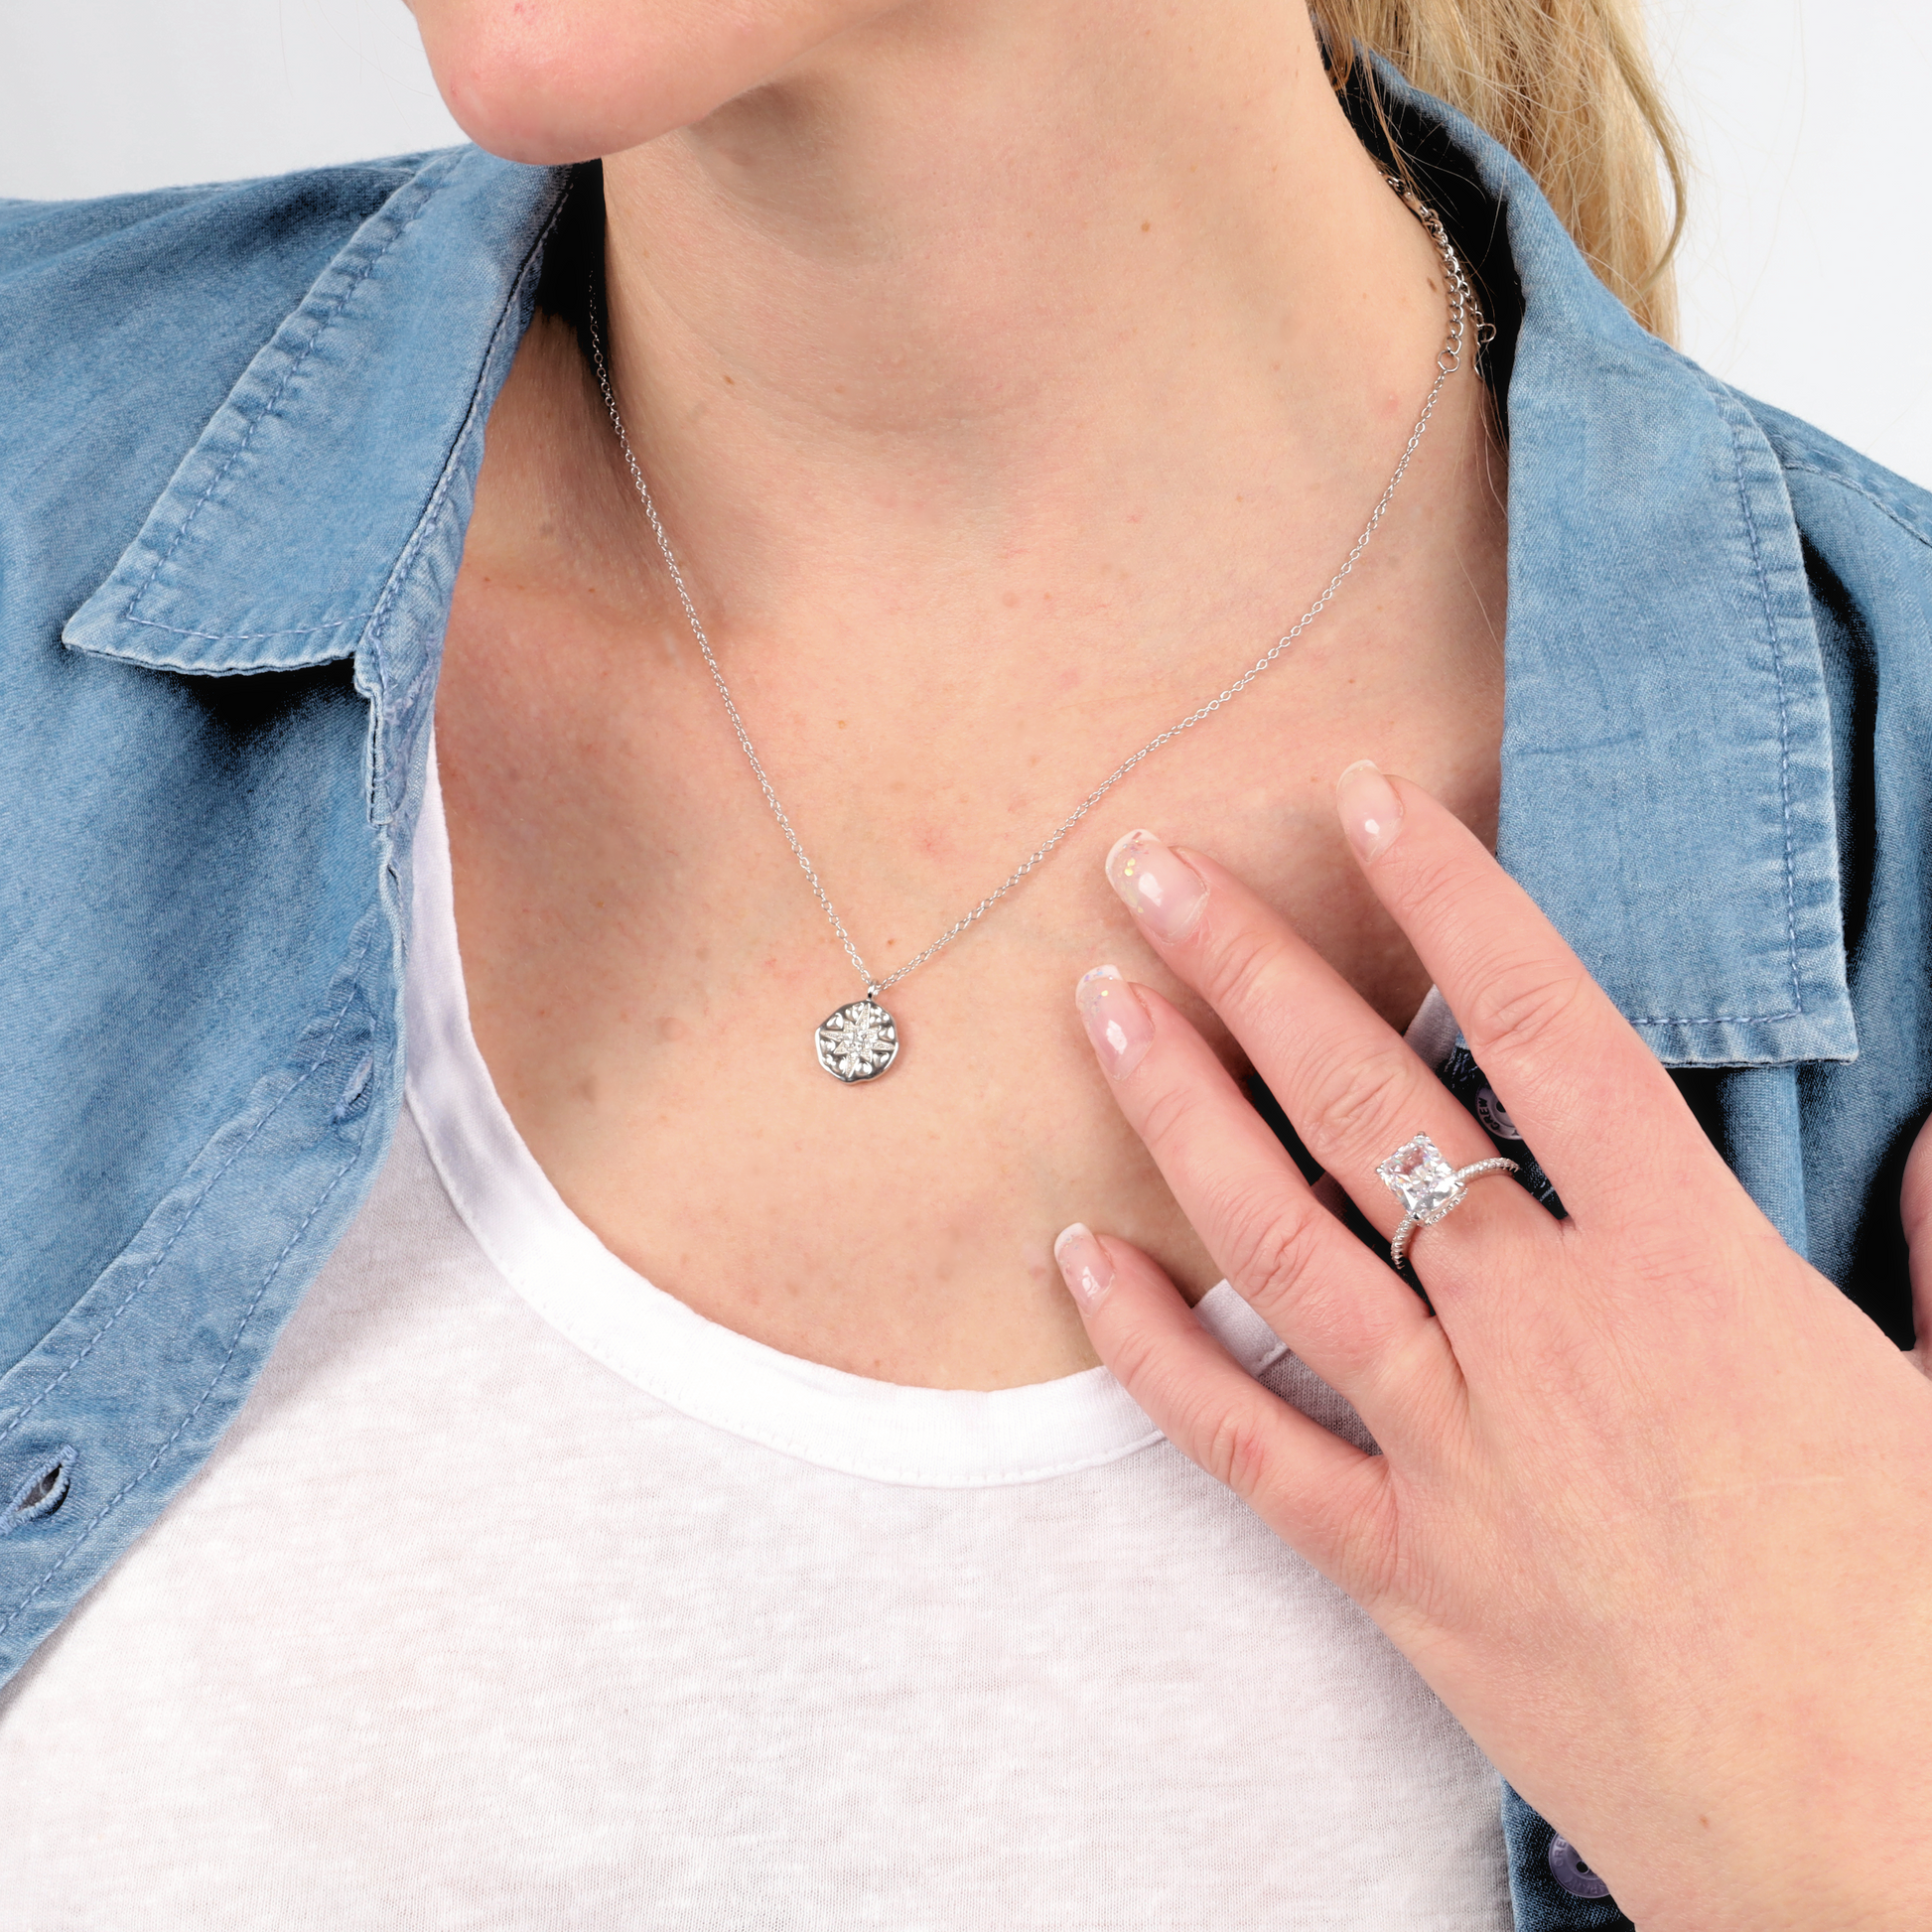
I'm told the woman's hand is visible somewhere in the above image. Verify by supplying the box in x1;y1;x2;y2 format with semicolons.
1055;763;1932;1932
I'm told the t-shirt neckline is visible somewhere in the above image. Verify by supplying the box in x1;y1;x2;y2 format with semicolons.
402;742;1288;1487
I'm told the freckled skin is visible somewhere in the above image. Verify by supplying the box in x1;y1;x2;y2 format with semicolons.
424;0;1506;1388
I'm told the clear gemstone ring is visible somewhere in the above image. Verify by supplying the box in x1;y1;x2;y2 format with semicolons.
1376;1132;1521;1270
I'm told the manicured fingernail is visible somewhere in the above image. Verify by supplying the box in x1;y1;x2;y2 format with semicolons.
1054;1222;1115;1311
1336;759;1404;861
1105;829;1208;942
1076;964;1154;1079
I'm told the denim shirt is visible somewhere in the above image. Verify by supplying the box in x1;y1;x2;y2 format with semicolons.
3;64;1930;1932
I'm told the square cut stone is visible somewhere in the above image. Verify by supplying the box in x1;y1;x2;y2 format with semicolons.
1376;1133;1463;1222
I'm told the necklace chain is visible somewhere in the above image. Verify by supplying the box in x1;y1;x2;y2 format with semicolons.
589;177;1478;1002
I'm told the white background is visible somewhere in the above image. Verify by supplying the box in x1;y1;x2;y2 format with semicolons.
3;0;1927;485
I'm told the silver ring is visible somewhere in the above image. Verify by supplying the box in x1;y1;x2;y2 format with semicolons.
1375;1132;1520;1270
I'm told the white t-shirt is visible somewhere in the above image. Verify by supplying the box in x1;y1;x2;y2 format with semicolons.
0;760;1509;1929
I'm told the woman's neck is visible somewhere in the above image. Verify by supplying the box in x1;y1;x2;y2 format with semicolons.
583;0;1461;629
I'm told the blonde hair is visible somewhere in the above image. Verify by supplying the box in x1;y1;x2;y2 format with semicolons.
1312;0;1685;341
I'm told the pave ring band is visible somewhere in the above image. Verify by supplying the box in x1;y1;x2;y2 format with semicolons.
1376;1132;1521;1271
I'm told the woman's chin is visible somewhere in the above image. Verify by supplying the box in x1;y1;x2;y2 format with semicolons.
416;26;690;161
411;0;896;163
431;79;647;167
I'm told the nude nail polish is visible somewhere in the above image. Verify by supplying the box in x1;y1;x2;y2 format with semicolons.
1075;964;1154;1079
1104;829;1208;942
1335;759;1404;862
1053;1223;1116;1311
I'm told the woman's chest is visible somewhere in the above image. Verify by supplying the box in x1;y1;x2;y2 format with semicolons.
431;561;1501;1388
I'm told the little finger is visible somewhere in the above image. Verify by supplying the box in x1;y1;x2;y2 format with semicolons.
1053;1221;1393;1591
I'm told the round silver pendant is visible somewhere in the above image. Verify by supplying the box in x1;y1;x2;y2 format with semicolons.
815;999;899;1083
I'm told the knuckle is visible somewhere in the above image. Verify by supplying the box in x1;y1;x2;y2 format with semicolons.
1297;1035;1420;1164
1101;1316;1174;1404
1390;845;1468;936
1103;1329;1273;1504
1191;1399;1274;1502
1459;954;1591;1063
1198;914;1287;1022
1134;1070;1213;1154
1217;1188;1330;1319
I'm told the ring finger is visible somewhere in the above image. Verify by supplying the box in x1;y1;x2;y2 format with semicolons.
1097;827;1560;1303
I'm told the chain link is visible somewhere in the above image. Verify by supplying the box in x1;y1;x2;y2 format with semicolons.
589;177;1478;1000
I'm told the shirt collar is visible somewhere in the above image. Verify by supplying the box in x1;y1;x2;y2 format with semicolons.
64;81;1854;1069
62;145;572;826
1368;62;1854;1068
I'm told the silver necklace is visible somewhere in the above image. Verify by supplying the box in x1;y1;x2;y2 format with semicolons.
589;177;1477;1083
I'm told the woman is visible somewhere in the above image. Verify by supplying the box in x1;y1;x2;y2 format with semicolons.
0;1;1927;1926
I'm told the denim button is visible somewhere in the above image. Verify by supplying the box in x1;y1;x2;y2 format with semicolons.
1548;1835;1612;1899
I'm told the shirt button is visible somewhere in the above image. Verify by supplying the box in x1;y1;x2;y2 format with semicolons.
1474;1085;1522;1141
1548;1835;1612;1899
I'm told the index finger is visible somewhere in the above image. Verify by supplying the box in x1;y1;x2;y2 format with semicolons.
1333;762;1739;1224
